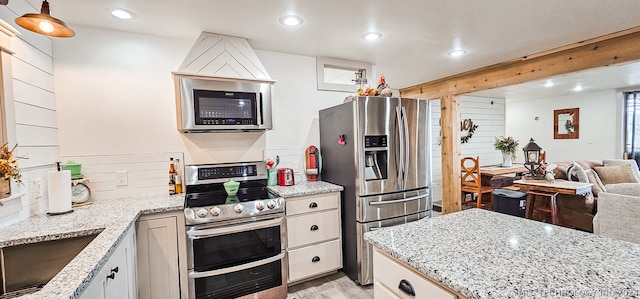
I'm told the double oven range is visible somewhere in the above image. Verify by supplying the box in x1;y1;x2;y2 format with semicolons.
183;162;287;299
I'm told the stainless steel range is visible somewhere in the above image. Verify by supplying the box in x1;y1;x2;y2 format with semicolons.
183;161;287;299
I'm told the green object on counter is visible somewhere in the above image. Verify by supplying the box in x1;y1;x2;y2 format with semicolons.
61;160;82;179
267;169;277;186
223;179;240;196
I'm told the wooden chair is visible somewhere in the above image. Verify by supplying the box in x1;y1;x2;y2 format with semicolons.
461;156;494;209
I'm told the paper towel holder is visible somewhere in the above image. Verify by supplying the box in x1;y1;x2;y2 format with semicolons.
47;162;74;216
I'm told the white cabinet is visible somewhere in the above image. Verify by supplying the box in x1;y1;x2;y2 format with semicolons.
80;263;109;299
135;211;188;299
374;282;401;299
285;192;342;284
373;248;459;299
80;226;136;299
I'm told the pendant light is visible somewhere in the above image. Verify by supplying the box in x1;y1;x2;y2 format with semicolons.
15;0;74;38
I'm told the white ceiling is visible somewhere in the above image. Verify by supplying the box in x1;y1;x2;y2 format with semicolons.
25;0;640;92
469;61;640;101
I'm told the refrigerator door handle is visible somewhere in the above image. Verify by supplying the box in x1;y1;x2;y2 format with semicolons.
396;106;405;187
401;106;410;189
368;194;429;206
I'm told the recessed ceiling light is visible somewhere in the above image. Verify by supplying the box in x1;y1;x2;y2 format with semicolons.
447;49;467;57
544;80;554;87
279;15;303;27
108;8;136;20
573;84;583;92
361;32;382;41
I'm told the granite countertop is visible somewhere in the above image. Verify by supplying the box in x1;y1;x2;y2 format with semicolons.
0;194;185;299
267;181;343;198
364;209;640;299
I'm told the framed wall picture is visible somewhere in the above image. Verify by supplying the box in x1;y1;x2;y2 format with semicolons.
554;108;579;139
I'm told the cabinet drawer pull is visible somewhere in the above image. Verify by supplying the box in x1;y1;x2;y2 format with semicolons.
312;256;320;263
107;273;116;280
110;266;119;273
309;202;318;208
398;279;415;296
310;225;319;231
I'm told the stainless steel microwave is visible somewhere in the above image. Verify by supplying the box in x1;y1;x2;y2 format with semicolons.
173;74;274;132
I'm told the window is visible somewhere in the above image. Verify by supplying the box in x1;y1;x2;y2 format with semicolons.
624;91;640;161
316;57;372;92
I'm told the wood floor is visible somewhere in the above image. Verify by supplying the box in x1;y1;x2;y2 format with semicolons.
287;272;373;299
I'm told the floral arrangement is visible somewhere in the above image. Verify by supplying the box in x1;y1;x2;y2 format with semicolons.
0;143;22;184
493;136;519;159
357;74;393;97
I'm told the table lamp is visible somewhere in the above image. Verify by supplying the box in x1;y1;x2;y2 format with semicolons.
523;138;544;180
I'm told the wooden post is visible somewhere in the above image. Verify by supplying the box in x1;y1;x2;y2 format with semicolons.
440;95;461;214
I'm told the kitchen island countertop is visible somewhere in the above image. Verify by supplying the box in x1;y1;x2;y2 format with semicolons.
268;180;343;198
364;209;640;299
0;194;184;299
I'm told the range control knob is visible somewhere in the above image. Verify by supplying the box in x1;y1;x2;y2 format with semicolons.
196;208;208;218
210;207;221;216
267;200;276;209
233;204;244;214
255;201;265;211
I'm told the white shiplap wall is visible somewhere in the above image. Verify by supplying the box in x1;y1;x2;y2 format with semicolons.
0;0;57;228
431;95;506;203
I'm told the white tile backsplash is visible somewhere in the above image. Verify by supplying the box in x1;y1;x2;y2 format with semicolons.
61;152;184;200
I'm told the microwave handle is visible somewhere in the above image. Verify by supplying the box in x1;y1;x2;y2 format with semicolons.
258;92;264;125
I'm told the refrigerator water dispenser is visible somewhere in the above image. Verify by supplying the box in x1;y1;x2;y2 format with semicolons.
364;135;388;180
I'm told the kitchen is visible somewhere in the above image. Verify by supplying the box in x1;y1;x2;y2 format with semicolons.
0;0;640;298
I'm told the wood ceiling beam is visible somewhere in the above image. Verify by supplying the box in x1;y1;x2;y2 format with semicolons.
402;27;640;214
400;26;640;99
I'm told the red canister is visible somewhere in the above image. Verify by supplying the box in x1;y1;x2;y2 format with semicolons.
277;168;295;186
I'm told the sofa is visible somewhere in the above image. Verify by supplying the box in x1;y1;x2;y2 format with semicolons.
548;159;640;233
593;184;640;244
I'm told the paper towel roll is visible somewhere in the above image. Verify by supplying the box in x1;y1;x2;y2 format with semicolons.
48;170;72;214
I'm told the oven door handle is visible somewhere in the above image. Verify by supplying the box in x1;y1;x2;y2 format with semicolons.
368;194;428;206
189;252;285;278
187;217;284;238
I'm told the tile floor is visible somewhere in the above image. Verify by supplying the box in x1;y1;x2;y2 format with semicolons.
287;272;373;299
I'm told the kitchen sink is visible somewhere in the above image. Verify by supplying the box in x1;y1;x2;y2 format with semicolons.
0;233;100;298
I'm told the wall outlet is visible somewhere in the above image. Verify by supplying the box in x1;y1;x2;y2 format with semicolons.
116;171;128;186
34;178;42;198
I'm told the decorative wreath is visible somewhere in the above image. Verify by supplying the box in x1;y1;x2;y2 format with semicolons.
460;119;478;144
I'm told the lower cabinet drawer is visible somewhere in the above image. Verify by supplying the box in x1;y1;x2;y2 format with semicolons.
286;209;340;248
288;239;341;282
373;249;457;299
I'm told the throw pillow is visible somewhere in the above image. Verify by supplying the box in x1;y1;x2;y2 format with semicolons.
567;161;589;182
603;159;640;182
593;164;640;185
584;169;606;196
565;163;575;180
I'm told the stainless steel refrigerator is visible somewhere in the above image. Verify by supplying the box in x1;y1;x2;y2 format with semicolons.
319;96;433;285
